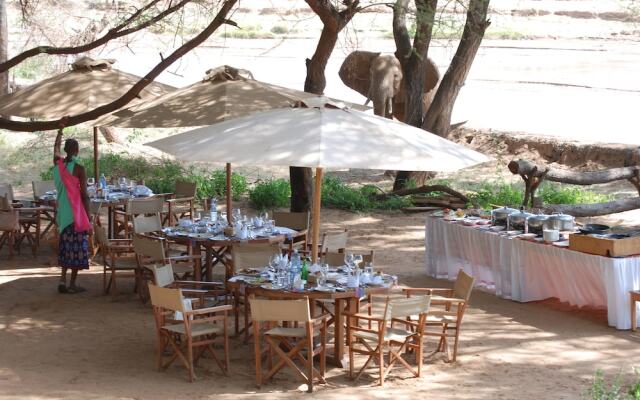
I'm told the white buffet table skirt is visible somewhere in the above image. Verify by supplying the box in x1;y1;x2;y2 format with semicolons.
425;217;640;330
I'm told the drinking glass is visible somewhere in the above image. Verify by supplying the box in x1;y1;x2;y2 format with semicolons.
345;253;354;269
118;177;127;191
317;272;326;288
354;254;364;267
364;262;374;277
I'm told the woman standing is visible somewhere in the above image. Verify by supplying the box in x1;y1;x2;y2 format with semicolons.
53;130;92;294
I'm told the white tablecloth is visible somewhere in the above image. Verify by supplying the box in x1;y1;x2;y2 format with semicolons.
425;217;640;330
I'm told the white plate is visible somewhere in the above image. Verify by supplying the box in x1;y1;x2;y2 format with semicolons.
552;240;570;247
490;225;506;232
519;233;538;240
313;286;334;292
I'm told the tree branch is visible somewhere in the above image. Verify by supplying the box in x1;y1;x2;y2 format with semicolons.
0;0;195;73
0;0;238;132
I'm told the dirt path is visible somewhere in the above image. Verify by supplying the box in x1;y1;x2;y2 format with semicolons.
1;209;639;399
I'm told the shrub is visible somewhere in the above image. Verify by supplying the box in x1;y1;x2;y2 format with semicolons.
249;179;291;211
584;369;640;400
185;168;247;201
321;177;411;212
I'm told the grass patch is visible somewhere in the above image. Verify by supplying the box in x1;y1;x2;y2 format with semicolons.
221;25;275;39
584;369;640;399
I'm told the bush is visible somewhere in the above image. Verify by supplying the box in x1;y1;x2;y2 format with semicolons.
249;179;291;211
584;369;640;400
321;176;411;212
185;169;247;201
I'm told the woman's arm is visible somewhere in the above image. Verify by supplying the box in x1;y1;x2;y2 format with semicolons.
53;129;63;165
75;165;91;221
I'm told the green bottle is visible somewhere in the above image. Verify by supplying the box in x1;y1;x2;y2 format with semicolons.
301;259;309;281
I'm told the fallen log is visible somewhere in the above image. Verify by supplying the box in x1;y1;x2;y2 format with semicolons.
543;197;640;217
377;184;474;207
401;206;442;213
508;159;640;185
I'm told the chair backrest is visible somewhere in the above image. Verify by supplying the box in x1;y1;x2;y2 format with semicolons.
32;180;55;199
272;211;310;231
93;223;108;247
133;214;163;235
89;201;102;216
152;264;175;288
232;242;281;270
383;295;431;320
0;208;19;230
127;197;164;216
175;180;197;198
133;235;166;261
250;297;310;322
322;251;344;267
0;195;12;211
321;229;348;253
148;284;185;312
0;184;14;203
453;269;475;301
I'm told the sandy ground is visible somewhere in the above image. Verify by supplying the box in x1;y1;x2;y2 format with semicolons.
1;208;640;400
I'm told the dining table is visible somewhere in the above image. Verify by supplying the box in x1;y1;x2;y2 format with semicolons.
227;268;395;367
164;225;304;282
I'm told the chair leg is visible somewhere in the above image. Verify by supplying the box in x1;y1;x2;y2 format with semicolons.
253;322;262;388
307;326;314;393
452;327;461;362
379;345;385;386
187;338;195;382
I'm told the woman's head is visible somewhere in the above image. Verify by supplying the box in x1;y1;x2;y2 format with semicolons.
63;138;79;157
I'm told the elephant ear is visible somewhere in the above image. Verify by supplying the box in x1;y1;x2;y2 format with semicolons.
423;57;440;93
339;51;381;99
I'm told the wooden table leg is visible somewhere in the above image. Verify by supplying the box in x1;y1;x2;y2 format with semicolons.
108;206;114;239
205;246;213;281
333;298;345;367
632;293;638;332
192;243;202;281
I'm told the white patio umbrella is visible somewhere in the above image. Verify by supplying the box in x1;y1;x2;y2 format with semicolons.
146;97;491;262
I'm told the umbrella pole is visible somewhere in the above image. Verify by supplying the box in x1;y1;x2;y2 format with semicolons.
93;126;99;183
311;167;323;264
226;163;232;224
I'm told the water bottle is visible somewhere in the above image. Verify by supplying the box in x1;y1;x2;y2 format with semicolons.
209;197;217;221
99;174;107;190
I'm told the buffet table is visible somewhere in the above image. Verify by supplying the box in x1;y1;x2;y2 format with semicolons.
425;216;640;330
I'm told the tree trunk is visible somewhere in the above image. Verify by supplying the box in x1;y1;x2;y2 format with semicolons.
391;0;437;191
0;0;9;96
290;25;339;212
98;126;120;143
291;0;359;212
508;159;640;185
423;0;491;137
543;198;640;217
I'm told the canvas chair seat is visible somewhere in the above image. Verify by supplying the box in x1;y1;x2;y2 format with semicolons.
163;322;223;337
108;258;138;270
163;203;191;213
353;327;414;344
266;326;321;338
171;263;194;276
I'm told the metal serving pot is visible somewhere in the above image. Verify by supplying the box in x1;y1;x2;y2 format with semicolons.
544;213;575;231
526;214;549;235
508;210;534;231
491;207;518;226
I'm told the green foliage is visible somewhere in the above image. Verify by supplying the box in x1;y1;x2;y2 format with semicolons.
584;370;640;400
185;169;247;201
321;177;411;212
467;181;613;209
249;179;291;211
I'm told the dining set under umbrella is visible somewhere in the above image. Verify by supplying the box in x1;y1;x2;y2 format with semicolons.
0;58;491;263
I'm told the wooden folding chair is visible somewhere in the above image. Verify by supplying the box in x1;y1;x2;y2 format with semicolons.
250;296;328;393
32;180;56;238
403;269;475;362
231;242;281;340
272;211;309;255
148;284;232;382
94;223;136;298
162;180;197;226
151;264;227;307
133;234;200;302
0;196;19;257
114;197;163;238
346;295;431;386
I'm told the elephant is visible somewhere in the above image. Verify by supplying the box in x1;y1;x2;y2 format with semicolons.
338;50;440;121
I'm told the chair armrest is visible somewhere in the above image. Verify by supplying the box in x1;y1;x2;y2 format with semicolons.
343;311;385;322
403;288;454;296
185;304;233;316
169;255;200;262
156;193;174;199
174;280;225;286
310;313;331;325
166;197;194;203
430;296;465;305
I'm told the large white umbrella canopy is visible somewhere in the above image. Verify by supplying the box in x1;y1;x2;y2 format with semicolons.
146;97;491;263
146;98;490;171
96;65;368;128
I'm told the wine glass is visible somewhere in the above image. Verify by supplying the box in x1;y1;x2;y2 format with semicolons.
353;254;364;268
87;177;95;187
118;177;127;191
